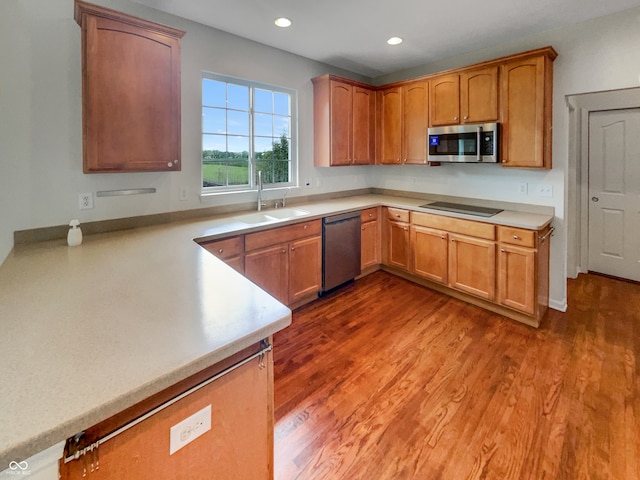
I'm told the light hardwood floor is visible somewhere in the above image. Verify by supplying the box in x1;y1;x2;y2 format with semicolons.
273;271;640;480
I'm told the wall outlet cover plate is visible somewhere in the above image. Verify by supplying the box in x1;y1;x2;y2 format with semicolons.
169;404;212;455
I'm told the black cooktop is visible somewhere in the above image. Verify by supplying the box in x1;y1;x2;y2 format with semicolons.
420;201;503;217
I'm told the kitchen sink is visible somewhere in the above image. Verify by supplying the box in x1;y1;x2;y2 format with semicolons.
264;208;309;220
239;208;310;225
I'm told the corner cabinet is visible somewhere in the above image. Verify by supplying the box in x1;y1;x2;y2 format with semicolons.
312;75;375;166
74;1;185;173
500;48;557;169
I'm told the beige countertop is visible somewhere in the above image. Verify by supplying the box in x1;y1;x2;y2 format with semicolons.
0;193;553;466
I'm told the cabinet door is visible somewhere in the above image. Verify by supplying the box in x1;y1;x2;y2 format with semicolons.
352;86;375;165
378;87;403;164
385;220;410;270
460;66;498;123
498;244;536;314
500;55;552;168
448;234;496;300
59;353;273;480
361;219;380;270
402;81;428;164
78;9;183;173
245;244;289;304
411;225;448;284
429;74;460;126
329;80;353;166
288;236;322;304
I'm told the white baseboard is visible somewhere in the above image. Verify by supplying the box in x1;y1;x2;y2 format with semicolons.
549;298;568;312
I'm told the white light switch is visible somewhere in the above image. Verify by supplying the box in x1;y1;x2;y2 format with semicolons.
169;404;211;455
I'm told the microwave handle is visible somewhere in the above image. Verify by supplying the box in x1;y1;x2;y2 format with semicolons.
476;126;483;162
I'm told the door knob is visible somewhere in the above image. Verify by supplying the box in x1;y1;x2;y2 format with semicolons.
592;196;599;202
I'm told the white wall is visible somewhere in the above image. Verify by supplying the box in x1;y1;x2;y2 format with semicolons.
3;1;640;310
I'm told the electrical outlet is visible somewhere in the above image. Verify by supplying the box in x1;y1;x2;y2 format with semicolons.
179;186;188;201
79;193;93;210
517;183;528;195
169;404;211;455
303;179;312;188
536;184;553;198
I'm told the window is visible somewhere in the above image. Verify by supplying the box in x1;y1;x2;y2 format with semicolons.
201;73;297;193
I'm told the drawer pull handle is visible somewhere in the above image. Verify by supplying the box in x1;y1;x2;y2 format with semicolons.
513;235;519;240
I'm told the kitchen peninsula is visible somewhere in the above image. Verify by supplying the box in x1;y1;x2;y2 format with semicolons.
0;192;552;478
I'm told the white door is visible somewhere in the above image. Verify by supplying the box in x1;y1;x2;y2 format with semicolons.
588;109;640;281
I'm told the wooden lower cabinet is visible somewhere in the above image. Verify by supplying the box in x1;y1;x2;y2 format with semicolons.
498;244;535;314
448;234;496;301
199;235;245;274
411;225;448;284
383;208;410;271
244;220;322;306
289;236;322;304
360;207;380;270
60;349;274;480
497;225;551;319
245;244;289;303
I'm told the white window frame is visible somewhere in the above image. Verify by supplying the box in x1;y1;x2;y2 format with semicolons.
201;72;298;195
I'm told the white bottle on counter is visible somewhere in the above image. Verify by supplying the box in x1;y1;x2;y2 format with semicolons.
67;219;83;246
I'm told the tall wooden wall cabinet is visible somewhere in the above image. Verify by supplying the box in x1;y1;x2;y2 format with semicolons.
74;1;185;173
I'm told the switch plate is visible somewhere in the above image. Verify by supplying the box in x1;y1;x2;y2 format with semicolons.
517;183;528;195
179;186;188;201
79;193;93;210
169;404;211;455
536;184;553;197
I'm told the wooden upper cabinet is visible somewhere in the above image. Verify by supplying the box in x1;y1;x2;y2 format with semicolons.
74;1;185;173
329;81;352;166
500;49;556;169
312;75;375;166
378;87;403;164
352;86;376;165
429;74;460;126
460;66;499;123
378;82;428;164
402;81;429;164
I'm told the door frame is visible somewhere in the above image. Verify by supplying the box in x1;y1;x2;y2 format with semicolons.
566;87;640;278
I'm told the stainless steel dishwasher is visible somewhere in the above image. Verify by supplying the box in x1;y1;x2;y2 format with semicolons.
321;211;361;294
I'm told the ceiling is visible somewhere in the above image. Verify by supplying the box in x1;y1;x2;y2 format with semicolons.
133;0;640;78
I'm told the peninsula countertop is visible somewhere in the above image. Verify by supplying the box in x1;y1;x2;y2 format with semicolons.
0;193;554;466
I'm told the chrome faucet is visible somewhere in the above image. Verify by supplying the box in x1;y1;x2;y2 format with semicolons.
257;170;266;211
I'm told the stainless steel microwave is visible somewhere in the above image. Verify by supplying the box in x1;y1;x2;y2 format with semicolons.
427;122;499;163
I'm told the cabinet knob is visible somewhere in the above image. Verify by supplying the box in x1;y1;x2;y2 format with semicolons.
403;158;407;163
167;162;173;168
463;115;468;120
303;225;308;229
403;227;408;231
291;246;296;251
513;235;519;240
218;248;224;253
441;235;445;240
451;238;456;242
453;116;459;121
396;214;400;218
369;213;373;217
281;249;287;254
501;248;505;253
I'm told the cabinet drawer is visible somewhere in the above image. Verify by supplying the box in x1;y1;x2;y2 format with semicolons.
200;236;244;260
411;212;495;240
498;226;536;248
245;220;321;252
386;207;410;223
361;207;378;223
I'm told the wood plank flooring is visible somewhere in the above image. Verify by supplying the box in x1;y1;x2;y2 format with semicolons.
273;271;640;480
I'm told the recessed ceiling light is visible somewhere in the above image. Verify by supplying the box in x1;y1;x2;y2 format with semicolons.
275;17;292;28
387;37;403;46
